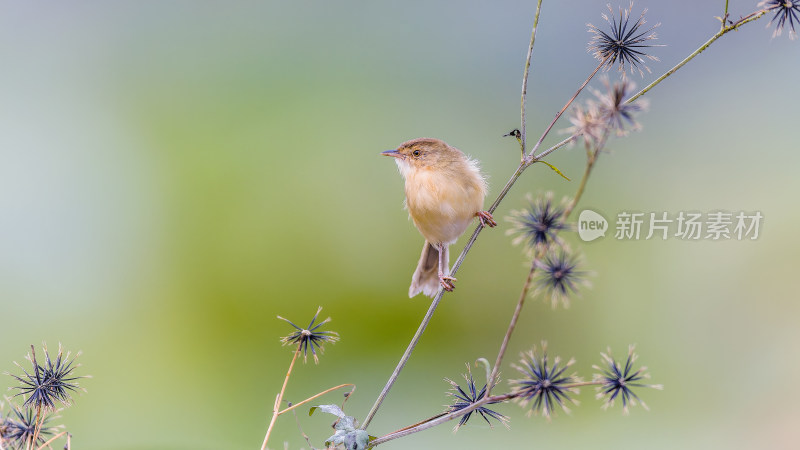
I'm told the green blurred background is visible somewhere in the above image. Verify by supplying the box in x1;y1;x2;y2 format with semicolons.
1;1;798;449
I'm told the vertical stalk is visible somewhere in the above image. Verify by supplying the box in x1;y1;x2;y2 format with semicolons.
722;0;730;31
520;0;545;158
27;405;43;450
563;154;595;218
261;344;301;450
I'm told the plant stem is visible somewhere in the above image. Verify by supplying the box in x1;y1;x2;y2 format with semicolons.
453;162;525;270
372;380;606;446
563;128;609;219
528;60;604;161
36;431;69;450
385;412;449;437
722;0;730;31
563;152;595;219
291;407;315;449
369;393;516;447
532;135;575;162
626;8;768;105
28;405;43;450
278;384;355;415
261;344;301;450
520;0;544;159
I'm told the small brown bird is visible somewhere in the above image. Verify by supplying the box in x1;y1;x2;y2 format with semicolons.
382;138;496;298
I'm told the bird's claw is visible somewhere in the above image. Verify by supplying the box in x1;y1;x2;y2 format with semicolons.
439;274;457;291
477;211;497;228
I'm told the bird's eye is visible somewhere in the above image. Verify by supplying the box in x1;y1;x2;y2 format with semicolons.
412;149;421;157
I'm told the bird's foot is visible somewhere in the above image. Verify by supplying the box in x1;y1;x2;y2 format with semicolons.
439;274;457;292
477;211;497;228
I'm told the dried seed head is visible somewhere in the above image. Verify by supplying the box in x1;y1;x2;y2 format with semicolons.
588;2;661;76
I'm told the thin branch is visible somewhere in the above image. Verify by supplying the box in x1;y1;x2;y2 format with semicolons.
563;128;609;219
291;406;317;450
529;60;605;161
35;431;69;450
562;153;596;219
384;412;448;437
520;0;545;158
531;134;574;162
261;344;302;450
28;405;43;450
721;0;730;31
278;384;355;415
626;8;768;105
373;380;607;446
369;393;515;447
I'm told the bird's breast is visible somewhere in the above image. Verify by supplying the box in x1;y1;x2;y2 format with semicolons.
404;167;485;245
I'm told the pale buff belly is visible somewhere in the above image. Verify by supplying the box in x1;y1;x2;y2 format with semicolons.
405;170;484;245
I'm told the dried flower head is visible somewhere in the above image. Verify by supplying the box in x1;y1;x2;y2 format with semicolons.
591;77;648;137
1;403;61;448
510;343;580;419
588;2;660;76
564;77;648;152
506;192;568;252
593;345;663;413
564;102;604;149
533;247;591;308
759;0;800;39
9;343;85;411
444;365;509;432
278;306;340;364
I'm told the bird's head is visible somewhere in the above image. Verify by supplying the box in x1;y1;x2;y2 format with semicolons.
381;138;463;177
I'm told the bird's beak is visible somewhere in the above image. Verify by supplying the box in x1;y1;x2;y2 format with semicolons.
381;149;402;159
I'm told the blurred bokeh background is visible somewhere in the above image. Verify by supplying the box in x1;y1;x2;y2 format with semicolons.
1;1;798;449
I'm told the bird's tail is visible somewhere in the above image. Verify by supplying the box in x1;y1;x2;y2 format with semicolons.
409;241;447;298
